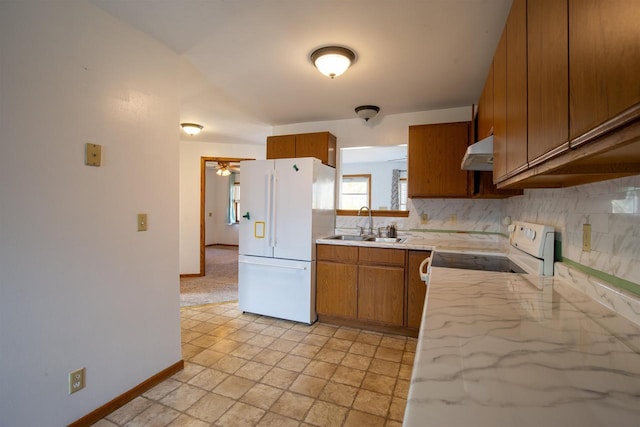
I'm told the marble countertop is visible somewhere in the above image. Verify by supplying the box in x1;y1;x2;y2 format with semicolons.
316;234;506;253
404;266;640;427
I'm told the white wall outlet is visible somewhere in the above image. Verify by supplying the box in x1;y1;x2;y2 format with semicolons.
69;367;85;394
421;213;428;224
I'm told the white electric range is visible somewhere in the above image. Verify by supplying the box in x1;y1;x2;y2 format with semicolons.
421;221;555;282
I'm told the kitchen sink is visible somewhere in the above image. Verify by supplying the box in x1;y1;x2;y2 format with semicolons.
374;237;405;243
325;235;406;243
326;235;373;241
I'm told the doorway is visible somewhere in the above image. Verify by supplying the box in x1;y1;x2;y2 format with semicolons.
179;156;252;307
199;156;252;275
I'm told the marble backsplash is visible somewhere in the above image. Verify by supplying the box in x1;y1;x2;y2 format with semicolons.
504;175;640;287
336;175;639;288
555;263;640;326
336;198;504;234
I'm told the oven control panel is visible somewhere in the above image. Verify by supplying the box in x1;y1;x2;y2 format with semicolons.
509;222;555;261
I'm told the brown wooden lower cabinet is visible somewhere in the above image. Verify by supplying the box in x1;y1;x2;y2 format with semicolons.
358;265;405;326
316;261;357;318
359;246;406;265
316;244;431;337
407;250;430;330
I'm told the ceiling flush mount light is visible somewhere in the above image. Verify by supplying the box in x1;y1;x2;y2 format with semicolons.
310;46;356;79
355;105;380;122
180;123;203;136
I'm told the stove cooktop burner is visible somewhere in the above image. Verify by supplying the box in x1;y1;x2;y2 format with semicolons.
430;252;526;274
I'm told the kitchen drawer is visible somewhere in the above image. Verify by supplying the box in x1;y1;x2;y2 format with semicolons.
359;247;406;266
317;244;358;263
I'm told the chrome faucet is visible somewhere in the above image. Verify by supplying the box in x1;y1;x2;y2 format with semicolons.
358;206;373;236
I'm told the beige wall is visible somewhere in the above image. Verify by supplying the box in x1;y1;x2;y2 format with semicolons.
0;2;182;425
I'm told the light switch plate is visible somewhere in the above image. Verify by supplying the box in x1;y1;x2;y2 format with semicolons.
137;213;148;232
85;143;101;166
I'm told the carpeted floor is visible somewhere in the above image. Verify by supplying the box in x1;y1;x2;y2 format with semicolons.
180;245;238;307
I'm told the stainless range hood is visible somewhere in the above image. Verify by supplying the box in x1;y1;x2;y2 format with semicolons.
461;135;493;171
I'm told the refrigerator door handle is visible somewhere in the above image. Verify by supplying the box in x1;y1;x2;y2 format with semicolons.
266;170;273;248
271;170;278;248
238;259;308;270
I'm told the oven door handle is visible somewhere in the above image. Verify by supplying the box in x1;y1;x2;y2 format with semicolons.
419;256;432;283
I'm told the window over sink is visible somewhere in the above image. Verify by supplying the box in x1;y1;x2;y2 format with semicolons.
341;174;371;209
338;145;408;216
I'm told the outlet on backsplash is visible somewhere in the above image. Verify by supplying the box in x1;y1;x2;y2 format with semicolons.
583;224;591;252
449;214;457;225
421;213;428;224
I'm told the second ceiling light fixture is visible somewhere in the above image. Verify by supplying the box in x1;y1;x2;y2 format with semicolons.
310;46;380;122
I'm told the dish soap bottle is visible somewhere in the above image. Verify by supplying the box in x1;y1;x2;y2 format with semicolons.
389;222;397;238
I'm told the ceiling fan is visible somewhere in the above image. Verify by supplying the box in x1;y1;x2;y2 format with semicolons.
214;161;240;176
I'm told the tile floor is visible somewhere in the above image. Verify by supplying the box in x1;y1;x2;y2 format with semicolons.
94;302;416;427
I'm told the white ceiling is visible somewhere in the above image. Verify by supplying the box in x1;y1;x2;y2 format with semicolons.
92;0;511;138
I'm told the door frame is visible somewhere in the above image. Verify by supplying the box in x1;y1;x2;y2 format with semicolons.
199;156;253;276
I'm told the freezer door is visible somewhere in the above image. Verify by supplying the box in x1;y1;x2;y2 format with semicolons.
273;158;315;261
239;160;274;257
238;255;316;324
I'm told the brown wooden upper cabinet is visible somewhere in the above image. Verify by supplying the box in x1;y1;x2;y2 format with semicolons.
266;135;296;159
475;52;523;198
527;0;569;166
408;122;470;198
477;62;494;141
493;27;508;181
266;132;336;167
484;0;640;188
505;0;528;177
492;0;528;182
569;0;640;145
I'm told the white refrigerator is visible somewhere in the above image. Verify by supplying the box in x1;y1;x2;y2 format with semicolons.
238;157;335;324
